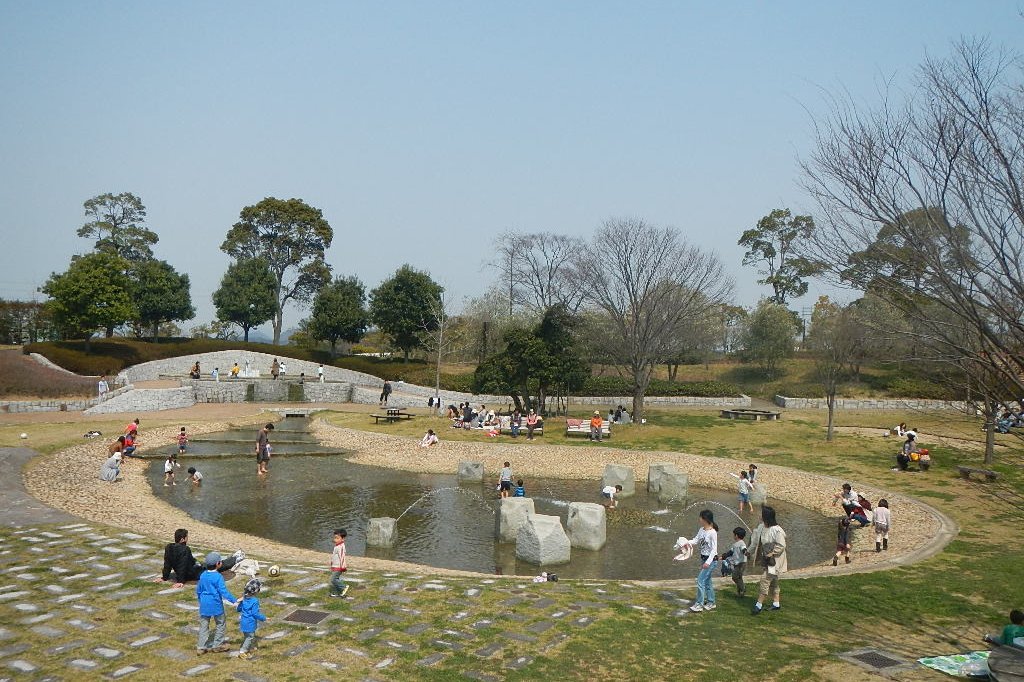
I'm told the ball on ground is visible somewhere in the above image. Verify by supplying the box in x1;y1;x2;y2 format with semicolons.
19;433;27;439
268;565;280;577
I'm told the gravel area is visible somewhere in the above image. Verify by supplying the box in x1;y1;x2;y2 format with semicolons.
22;415;955;582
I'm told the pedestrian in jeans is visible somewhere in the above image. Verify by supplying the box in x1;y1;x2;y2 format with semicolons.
236;578;266;660
683;509;720;612
328;529;349;598
196;552;237;654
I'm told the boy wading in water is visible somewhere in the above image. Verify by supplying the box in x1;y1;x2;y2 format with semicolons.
329;529;349;598
256;423;274;475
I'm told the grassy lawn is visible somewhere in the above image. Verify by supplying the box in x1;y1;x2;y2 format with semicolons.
5;404;1023;679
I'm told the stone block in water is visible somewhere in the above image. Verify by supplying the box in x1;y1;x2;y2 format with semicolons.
566;502;606;550
457;461;484;482
750;484;768;506
602;464;635;497
495;497;535;543
647;463;681;493
657;470;689;504
366;517;397;547
516;514;570;566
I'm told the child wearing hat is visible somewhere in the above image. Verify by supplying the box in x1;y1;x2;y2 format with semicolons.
236;578;267;659
195;552;237;654
590;411;604;441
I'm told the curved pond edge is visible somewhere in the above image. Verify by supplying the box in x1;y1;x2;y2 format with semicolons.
23;416;958;585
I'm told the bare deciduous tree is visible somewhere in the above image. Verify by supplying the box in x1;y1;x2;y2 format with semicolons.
575;218;733;421
491;232;586;316
801;38;1024;461
807;297;861;441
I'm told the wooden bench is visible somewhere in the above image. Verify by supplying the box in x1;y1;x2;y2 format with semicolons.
957;465;999;482
371;409;414;424
565;420;611;439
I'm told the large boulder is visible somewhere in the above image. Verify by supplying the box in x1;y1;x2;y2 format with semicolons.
647;463;680;493
457;461;484;482
516;514;571;566
495;497;536;543
657;470;689;504
366;517;397;547
602;464;635;497
566;502;606;550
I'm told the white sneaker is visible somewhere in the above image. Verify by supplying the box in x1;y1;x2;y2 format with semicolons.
703;603;716;611
689;603;703;612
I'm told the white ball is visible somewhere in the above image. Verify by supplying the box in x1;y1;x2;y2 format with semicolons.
267;565;280;577
19;433;27;439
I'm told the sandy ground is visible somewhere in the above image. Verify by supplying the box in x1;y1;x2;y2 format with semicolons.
828;425;1006;452
18;401;955;582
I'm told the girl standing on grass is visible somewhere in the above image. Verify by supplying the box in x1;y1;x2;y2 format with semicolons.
685;509;719;613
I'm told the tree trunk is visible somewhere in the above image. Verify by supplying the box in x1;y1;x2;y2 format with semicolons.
105;325;114;338
825;389;835;442
632;385;645;423
152;321;159;343
984;420;995;465
243;326;250;342
330;339;337;358
272;312;283;344
667;363;678;382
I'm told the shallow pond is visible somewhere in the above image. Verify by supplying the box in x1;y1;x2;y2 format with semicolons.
149;423;836;580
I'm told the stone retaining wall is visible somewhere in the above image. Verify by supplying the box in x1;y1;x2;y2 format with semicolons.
774;395;969;411
83;387;196;414
0;385;132;413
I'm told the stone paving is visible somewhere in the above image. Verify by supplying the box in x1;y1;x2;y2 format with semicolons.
0;523;697;681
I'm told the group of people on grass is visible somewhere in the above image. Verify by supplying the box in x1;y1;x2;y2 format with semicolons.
450;404;542;439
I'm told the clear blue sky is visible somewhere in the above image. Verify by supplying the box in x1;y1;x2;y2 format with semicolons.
1;2;1020;334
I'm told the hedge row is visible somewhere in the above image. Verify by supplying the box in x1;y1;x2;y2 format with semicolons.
579;376;742;398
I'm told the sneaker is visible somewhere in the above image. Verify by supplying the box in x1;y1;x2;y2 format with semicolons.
196;649;208;656
164;483;169;487
210;645;230;653
340;585;350;597
328;593;341;598
703;603;716;611
689;603;704;612
845;556;851;564
770;604;781;611
751;605;763;615
238;652;253;660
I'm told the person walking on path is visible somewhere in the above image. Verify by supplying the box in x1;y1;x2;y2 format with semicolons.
873;499;891;552
97;375;109;399
256;423;274;475
749;505;788;615
270;359;280;380
329;529;349;598
195;552;237;654
236;578;266;659
318;364;325;383
379;379;392;406
683;509;720;612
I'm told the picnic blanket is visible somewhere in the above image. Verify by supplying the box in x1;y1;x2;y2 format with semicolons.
917;650;989;677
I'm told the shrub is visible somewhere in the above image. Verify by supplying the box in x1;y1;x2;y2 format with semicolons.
883;377;958;400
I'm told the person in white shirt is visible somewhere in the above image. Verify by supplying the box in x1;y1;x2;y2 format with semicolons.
738;470;754;513
98;375;109;399
601;484;623;508
872;498;891;552
419;429;439;447
318;364;325;383
684;510;720;612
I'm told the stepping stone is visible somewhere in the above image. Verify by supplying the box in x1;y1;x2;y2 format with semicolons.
30;625;65;638
375;658;395;669
6;659;38;673
146;611;172;621
417;653;446;667
527;621;554;634
42;584;69;594
355;628;382;642
404;624;430;636
50;567;71;574
95;573;124;582
12;603;38;612
119;533;145;540
93;647;123;659
441;629;475;640
505;656;534;670
317;661;342;670
47;640;86;655
0;590;29;601
120;599;155;611
38;532;64;539
61;573;90;581
20;613;53;625
429;639;463;652
340;647;368;658
130;635;164;648
0;643;30;657
115;628;149;642
466;588;481;597
232;673;269;682
107;664;146;678
262;631;288;641
533;598;556;608
540;633;569;652
503;632;537;643
68;658;100;670
69;602;96;612
463;672;501;682
383;641;417;652
157;588;182;596
474;642;503;658
284;644;315;657
67;619;98;631
572;616;594;627
182;663;216;676
111;588;142;599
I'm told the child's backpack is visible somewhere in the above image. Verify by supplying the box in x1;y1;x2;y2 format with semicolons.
857;495;872;511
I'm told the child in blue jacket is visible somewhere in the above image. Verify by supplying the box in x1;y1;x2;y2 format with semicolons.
237;578;267;659
195;552;237;654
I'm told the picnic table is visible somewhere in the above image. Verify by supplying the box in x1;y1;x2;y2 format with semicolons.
371;409;414;424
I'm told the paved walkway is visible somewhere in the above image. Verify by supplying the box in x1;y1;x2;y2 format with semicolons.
0;448;75;527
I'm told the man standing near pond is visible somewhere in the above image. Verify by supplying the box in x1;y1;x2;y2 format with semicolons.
256;423;274;475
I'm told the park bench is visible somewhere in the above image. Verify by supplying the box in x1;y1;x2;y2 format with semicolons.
452;416;544;436
371;408;414;424
565;419;611;439
957;465;999;482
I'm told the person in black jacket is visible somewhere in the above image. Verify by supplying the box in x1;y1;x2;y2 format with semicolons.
152;529;240;587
